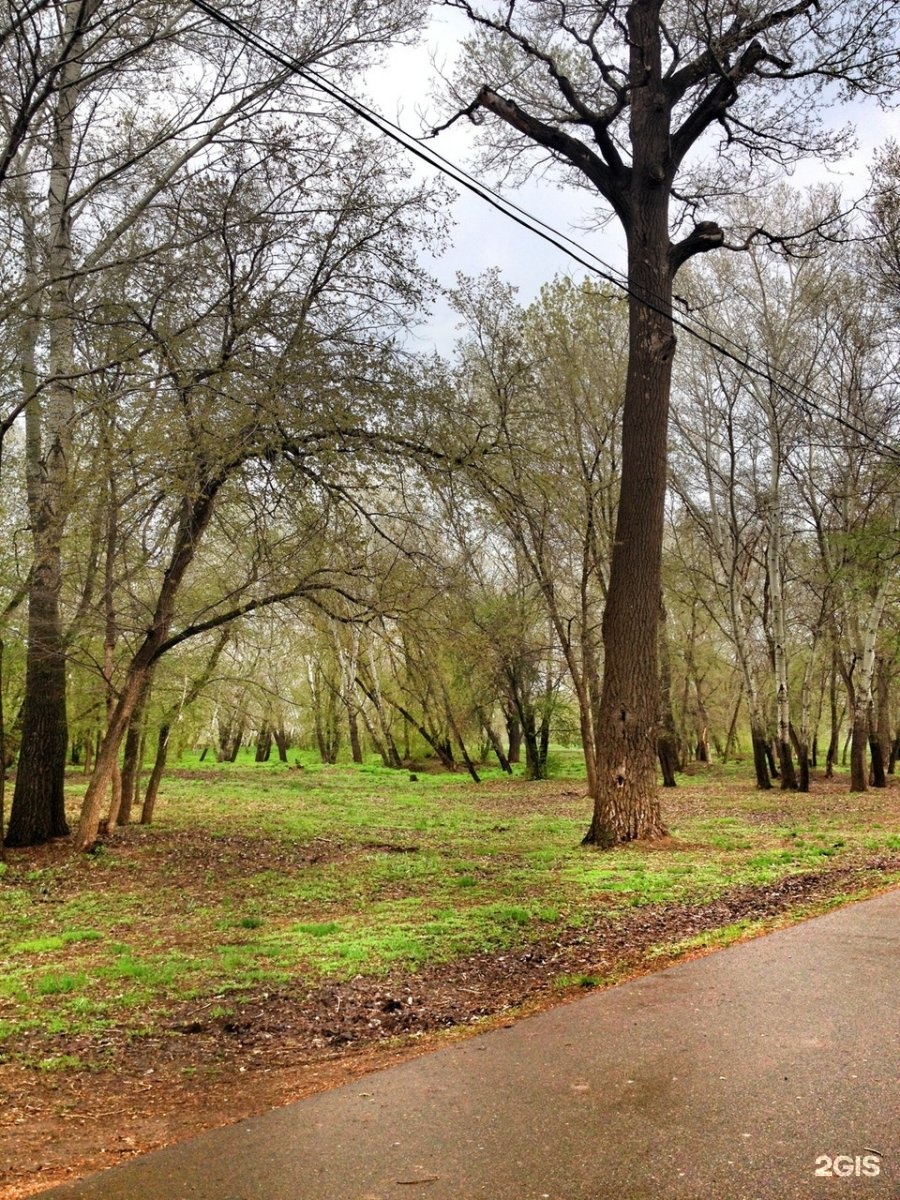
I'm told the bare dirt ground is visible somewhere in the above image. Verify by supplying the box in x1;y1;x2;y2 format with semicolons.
2;846;896;1199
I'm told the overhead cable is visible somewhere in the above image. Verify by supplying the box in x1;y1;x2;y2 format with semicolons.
187;0;900;463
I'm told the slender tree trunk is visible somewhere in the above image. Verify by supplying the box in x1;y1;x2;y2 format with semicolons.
657;602;679;787
872;657;891;786
825;651;840;778
846;573;891;792
227;718;245;763
0;639;6;857
359;653;402;768
75;477;223;849
766;740;779;780
359;705;391;768
483;719;513;774
539;671;553;769
723;687;742;763
141;724;170;825
117;682;151;825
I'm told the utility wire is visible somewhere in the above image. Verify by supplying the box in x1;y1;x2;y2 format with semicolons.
187;0;900;462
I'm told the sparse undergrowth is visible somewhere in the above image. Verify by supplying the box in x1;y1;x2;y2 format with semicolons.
0;753;897;1197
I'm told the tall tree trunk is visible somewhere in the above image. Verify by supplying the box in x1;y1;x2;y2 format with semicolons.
825;650;840;778
766;505;797;791
359;652;402;768
587;17;673;844
657;600;679;787
872;656;891;786
6;3;100;847
338;627;364;763
6;213;66;846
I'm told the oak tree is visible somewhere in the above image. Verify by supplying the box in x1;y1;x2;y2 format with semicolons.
440;0;900;844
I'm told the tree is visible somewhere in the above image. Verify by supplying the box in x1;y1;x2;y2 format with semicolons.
2;0;428;847
449;273;626;799
439;0;900;844
69;127;444;848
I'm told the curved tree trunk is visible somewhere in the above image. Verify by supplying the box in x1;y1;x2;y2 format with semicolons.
141;724;170;826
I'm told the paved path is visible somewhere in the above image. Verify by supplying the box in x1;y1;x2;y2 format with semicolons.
39;891;898;1200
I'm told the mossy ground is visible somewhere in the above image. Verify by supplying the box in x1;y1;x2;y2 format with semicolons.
1;752;897;1197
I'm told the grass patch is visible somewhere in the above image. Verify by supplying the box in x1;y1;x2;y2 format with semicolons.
0;756;895;1060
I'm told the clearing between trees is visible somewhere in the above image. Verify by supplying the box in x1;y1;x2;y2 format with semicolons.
1;754;897;1198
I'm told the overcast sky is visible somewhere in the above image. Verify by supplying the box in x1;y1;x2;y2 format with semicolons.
364;9;897;355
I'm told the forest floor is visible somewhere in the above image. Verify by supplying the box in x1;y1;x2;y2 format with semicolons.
0;756;898;1198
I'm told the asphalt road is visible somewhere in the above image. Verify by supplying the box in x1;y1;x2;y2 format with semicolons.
38;890;898;1200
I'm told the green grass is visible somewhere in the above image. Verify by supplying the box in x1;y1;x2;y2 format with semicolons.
0;754;896;1060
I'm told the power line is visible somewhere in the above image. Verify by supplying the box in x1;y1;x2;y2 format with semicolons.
187;0;900;463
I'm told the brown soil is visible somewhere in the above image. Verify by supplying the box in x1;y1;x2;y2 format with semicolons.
1;853;896;1199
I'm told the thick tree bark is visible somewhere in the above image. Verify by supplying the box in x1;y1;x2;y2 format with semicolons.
505;708;522;764
273;727;289;763
849;703;868;792
868;727;886;788
751;723;773;790
587;164;672;839
6;566;70;845
255;721;272;763
6;2;96;847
